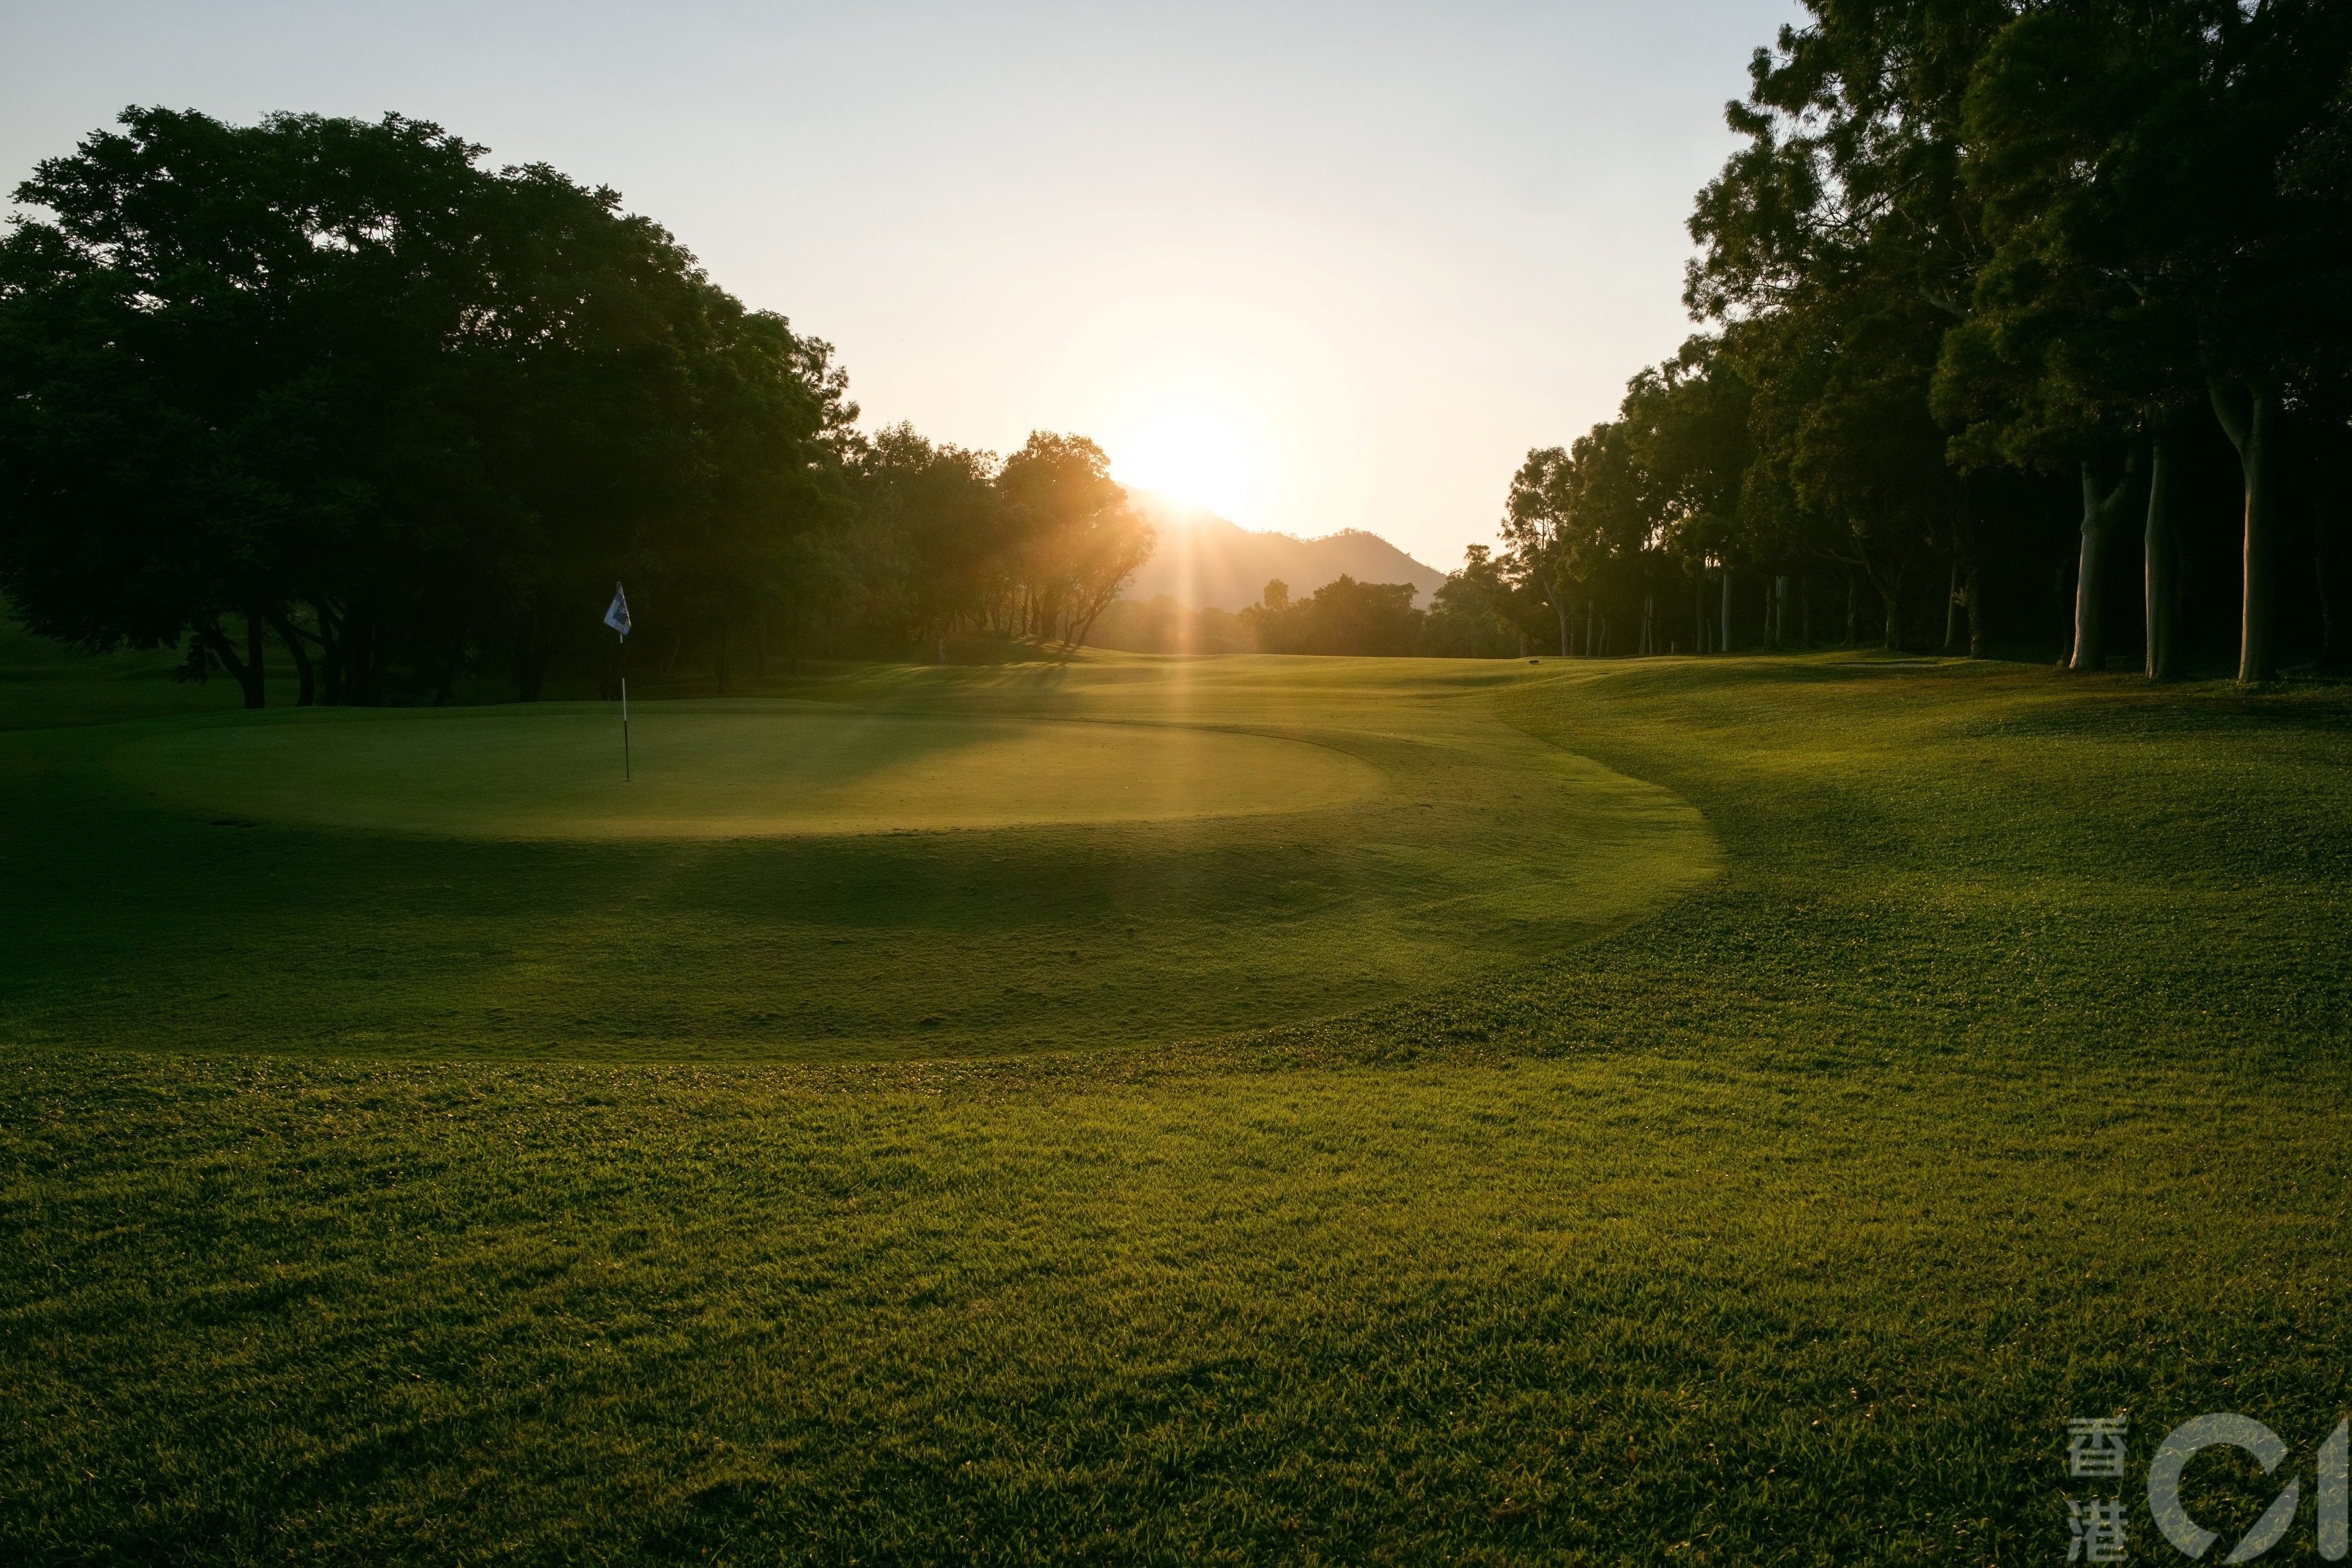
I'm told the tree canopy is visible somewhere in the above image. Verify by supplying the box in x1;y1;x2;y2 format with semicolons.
1501;0;2352;681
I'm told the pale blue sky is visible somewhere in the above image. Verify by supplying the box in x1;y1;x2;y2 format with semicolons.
1;1;1802;568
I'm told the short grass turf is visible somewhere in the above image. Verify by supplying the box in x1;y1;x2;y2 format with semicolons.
3;631;2351;1564
5;657;1714;1056
108;701;1386;837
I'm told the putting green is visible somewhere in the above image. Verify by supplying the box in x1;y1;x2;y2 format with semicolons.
13;658;1722;1057
106;702;1385;838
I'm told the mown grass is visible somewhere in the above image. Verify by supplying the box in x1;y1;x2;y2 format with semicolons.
1;656;1713;1058
3;633;2349;1565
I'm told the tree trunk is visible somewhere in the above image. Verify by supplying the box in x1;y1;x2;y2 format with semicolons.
1843;571;1858;646
2144;426;2183;682
265;609;315;707
1774;576;1789;650
197;617;268;709
313;609;342;706
2070;451;2141;673
1942;561;1960;650
1694;573;1706;653
1552;576;1569;658
1800;576;1813;648
1719;565;1733;652
1965;565;1985;659
2210;376;2281;684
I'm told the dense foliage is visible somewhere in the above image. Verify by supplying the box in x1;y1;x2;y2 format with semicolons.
0;109;1153;703
1499;0;2352;681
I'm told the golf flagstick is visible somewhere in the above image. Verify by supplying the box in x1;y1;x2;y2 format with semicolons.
604;583;633;781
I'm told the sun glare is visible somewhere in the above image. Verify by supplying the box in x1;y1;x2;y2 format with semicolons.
1107;406;1263;521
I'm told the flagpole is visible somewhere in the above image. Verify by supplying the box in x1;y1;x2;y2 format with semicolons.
605;582;633;783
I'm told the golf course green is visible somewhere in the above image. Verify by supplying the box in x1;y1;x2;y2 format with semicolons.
9;657;1717;1057
108;701;1389;837
3;632;2349;1563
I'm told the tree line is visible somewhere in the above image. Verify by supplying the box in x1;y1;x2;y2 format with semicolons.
0;108;1155;705
1493;0;2350;681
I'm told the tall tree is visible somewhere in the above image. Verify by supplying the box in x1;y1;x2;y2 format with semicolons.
994;432;1154;649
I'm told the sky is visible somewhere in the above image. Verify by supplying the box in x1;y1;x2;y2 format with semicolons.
0;0;1804;571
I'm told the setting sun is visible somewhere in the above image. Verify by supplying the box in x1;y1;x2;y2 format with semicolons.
1107;404;1264;522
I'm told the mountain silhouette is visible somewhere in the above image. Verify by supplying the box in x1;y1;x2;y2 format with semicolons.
1122;491;1449;612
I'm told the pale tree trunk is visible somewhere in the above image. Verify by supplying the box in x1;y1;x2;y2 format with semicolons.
2070;450;2142;673
1942;561;1960;649
1694;573;1706;652
1843;571;1858;646
2144;425;2183;682
1552;582;1569;658
1965;565;1985;659
2210;376;2282;684
1774;575;1789;650
1719;566;1733;652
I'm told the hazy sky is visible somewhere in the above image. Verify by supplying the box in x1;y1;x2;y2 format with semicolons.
1;1;1801;570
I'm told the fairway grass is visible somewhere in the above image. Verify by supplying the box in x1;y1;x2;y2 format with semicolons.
3;644;2349;1564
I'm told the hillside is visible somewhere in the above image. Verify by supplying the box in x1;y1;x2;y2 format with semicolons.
1123;492;1449;611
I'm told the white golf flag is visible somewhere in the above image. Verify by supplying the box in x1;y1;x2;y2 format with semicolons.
604;583;631;639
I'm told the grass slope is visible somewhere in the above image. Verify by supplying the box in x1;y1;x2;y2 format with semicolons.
3;640;2349;1565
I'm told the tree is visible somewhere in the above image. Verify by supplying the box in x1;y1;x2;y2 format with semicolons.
1952;0;2352;681
850;423;1005;648
1421;547;1526;657
0;106;848;706
994;432;1154;649
1245;576;1424;656
1688;1;2014;655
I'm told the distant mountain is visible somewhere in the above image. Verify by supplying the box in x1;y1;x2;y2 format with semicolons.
1121;491;1450;612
